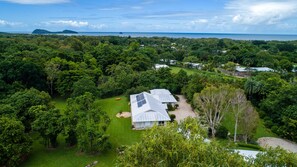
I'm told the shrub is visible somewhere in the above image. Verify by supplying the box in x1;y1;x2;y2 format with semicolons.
237;143;262;150
167;104;175;111
169;114;176;122
216;125;228;139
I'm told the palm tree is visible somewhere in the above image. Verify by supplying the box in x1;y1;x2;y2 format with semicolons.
244;78;263;100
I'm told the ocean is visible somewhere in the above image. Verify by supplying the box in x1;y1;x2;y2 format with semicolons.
71;32;297;41
8;31;297;41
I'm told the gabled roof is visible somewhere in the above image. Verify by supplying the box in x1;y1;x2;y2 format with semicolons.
130;92;170;123
150;89;177;103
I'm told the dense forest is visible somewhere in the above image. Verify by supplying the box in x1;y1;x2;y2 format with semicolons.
1;34;297;166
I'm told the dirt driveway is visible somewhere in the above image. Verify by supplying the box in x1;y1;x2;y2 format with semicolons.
258;137;297;153
169;95;197;123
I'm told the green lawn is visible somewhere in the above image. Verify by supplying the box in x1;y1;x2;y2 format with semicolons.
221;111;276;140
21;96;142;167
170;66;200;75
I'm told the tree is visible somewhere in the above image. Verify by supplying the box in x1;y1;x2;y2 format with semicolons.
71;77;98;97
31;105;62;148
231;89;249;142
238;102;259;143
252;147;297;166
0;116;32;167
44;60;60;95
63;92;110;153
76;108;110;153
117;118;246;166
193;85;235;138
5;88;51;132
244;78;263;100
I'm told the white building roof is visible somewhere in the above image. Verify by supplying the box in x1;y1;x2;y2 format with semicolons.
155;64;169;69
130;92;171;123
236;66;247;72
236;66;274;72
251;67;273;72
150;89;177;103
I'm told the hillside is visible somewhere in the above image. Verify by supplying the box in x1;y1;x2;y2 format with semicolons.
32;29;78;34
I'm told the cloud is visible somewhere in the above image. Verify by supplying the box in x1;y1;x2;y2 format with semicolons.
191;19;208;24
1;0;69;4
45;20;89;27
99;7;121;11
0;19;22;26
143;12;199;18
43;20;107;30
226;0;297;25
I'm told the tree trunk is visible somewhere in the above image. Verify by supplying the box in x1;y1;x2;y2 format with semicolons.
244;135;248;144
50;80;53;95
211;126;216;138
234;117;238;142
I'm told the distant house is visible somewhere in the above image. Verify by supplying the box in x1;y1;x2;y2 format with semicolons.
169;60;177;65
155;64;169;70
130;89;176;129
235;66;274;77
184;62;203;70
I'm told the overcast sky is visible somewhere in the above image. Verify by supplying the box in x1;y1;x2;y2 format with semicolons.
1;0;297;34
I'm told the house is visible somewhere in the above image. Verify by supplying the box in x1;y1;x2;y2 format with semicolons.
235;66;274;77
130;92;171;129
150;89;177;106
184;62;203;70
169;60;177;65
155;64;169;70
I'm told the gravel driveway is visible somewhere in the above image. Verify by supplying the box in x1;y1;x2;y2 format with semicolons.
258;137;297;153
169;95;197;123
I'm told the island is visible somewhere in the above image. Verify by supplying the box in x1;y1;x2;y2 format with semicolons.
32;29;78;34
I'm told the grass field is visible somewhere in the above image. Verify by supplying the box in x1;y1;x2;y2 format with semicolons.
221;111;276;140
170;66;200;75
21;96;142;167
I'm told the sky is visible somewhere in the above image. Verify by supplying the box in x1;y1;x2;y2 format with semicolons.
1;0;297;34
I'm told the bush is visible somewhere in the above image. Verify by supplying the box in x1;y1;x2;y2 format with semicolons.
167;104;175;111
237;143;262;150
169;114;176;122
216;125;228;139
173;94;180;101
125;86;149;100
174;104;179;109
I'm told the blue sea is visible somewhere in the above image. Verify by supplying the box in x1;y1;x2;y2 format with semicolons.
9;31;297;41
74;32;297;41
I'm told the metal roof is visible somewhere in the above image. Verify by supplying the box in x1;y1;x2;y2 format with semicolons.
130;92;171;123
150;89;177;103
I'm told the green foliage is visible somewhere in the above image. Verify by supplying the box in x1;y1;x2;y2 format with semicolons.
71;77;98;97
169;114;176;122
63;92;111;153
216;125;229;139
236;143;262;150
4;88;51;132
0;116;32;167
117;118;246;166
252;147;297;166
125;86;149;99
31;106;62;148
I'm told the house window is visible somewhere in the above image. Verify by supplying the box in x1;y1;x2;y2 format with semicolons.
158;121;165;126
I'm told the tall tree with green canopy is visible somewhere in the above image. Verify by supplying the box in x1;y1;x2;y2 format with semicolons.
193;85;235;138
5;88;51;132
44;60;60;95
63;92;110;153
0;116;32;167
31;105;62;148
71;77;98;97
